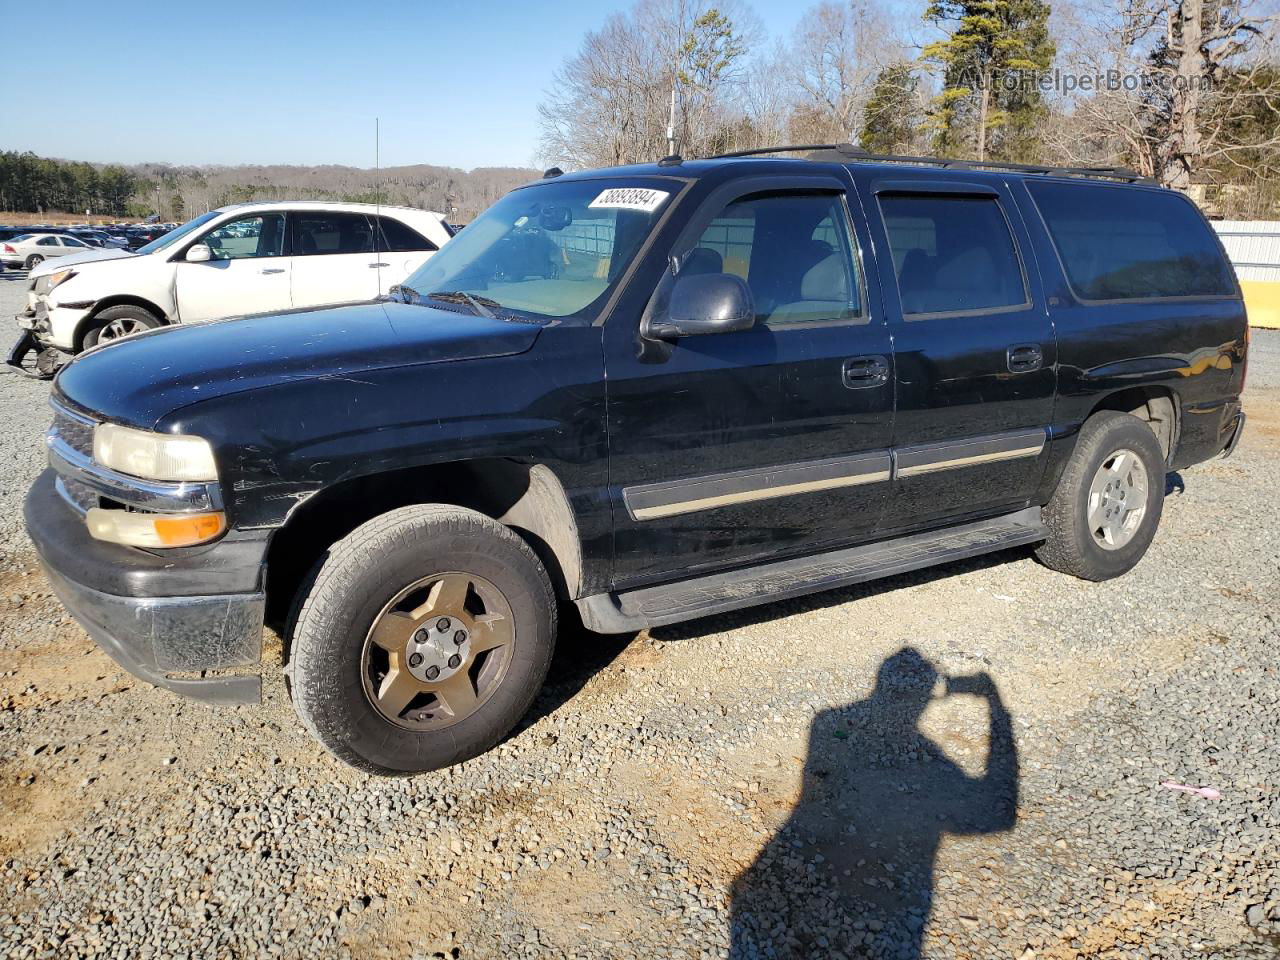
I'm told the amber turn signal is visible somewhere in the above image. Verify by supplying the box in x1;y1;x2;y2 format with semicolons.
86;508;226;548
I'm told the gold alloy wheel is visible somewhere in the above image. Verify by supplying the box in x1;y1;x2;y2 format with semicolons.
360;572;515;730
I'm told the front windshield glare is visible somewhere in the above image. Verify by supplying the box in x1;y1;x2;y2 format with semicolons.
400;179;675;320
136;211;220;255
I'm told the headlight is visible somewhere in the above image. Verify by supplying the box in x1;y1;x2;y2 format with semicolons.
47;269;77;291
93;423;218;482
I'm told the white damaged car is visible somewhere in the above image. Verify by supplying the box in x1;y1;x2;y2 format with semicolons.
9;201;452;376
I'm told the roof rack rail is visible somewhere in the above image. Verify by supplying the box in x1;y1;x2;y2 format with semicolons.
706;143;1156;184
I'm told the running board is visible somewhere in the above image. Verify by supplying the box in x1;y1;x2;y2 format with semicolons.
576;507;1046;633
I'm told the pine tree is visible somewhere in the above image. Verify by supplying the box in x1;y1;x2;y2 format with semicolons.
859;63;925;154
921;0;1055;161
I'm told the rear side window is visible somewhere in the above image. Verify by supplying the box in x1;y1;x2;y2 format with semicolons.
1027;182;1235;300
879;194;1027;316
376;216;436;252
294;213;375;256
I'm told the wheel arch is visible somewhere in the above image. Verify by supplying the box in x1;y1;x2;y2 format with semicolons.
262;458;583;632
74;295;171;351
1086;385;1179;463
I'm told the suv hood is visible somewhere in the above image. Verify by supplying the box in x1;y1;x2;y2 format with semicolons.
29;247;135;275
54;301;543;428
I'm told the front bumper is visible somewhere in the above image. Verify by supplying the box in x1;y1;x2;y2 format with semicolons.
17;295;85;353
24;470;268;704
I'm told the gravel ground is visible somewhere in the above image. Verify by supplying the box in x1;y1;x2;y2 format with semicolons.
0;271;1276;960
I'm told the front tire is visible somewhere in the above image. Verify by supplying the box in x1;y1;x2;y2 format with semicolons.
1035;411;1166;581
81;305;161;350
288;505;557;775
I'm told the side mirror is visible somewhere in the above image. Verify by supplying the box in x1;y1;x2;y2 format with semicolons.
647;272;756;340
185;244;211;263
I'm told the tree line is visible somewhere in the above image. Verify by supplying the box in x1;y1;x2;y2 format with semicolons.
0;152;537;222
537;0;1280;217
0;151;139;217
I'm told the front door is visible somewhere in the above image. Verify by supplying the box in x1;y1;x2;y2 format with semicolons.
175;212;292;323
604;177;895;587
289;211;382;308
859;175;1057;532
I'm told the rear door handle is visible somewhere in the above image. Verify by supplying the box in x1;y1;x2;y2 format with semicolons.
1007;343;1043;373
260;268;285;275
842;355;890;389
369;262;389;268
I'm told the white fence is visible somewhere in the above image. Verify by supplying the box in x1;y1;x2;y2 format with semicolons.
1213;221;1280;283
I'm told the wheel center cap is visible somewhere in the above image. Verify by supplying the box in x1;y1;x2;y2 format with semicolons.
405;617;470;682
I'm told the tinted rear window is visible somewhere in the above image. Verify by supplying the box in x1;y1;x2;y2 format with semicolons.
879;194;1027;316
377;216;435;252
1027;182;1235;300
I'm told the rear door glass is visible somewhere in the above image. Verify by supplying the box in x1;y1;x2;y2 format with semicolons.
294;213;375;256
1026;181;1235;300
879;194;1027;316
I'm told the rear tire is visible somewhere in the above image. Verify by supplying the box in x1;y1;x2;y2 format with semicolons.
24;255;43;270
81;305;161;350
1035;411;1165;581
288;505;557;775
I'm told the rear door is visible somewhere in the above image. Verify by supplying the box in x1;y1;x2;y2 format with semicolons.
289;211;381;308
859;174;1057;532
174;212;292;322
604;175;895;586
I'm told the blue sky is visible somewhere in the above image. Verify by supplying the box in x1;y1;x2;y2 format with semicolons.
0;0;834;171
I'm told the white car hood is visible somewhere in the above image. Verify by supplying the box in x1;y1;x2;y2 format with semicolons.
29;247;136;276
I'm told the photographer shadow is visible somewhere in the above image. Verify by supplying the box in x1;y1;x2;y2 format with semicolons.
730;648;1019;959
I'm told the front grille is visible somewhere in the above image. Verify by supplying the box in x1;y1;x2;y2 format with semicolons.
50;400;95;457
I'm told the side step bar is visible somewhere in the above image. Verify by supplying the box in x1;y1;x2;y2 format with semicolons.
576;507;1047;633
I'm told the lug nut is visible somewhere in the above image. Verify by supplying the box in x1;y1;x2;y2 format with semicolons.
425;665;440;680
409;652;423;668
447;654;462;669
454;630;467;645
414;628;428;643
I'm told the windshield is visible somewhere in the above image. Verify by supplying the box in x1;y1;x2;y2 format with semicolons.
399;178;677;321
136;211;220;255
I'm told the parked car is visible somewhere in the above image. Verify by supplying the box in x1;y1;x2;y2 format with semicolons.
10;201;452;363
70;229;129;250
24;147;1247;775
0;232;95;270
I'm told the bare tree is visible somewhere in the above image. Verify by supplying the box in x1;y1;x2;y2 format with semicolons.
785;0;906;143
537;0;757;167
1043;0;1279;194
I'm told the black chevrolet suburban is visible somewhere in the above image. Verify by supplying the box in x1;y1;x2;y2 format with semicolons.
24;146;1248;774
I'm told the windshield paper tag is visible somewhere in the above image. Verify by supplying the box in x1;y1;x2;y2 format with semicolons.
588;188;669;213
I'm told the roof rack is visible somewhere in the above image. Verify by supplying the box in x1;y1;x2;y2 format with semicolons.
706;143;1156;184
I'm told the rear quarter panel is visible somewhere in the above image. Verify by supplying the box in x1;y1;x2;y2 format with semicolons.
1011;179;1248;480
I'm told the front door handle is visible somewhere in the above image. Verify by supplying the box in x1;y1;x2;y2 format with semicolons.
842;355;890;389
1007;343;1043;373
260;268;285;275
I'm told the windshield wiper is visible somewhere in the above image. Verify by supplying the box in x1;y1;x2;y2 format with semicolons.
426;290;500;320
